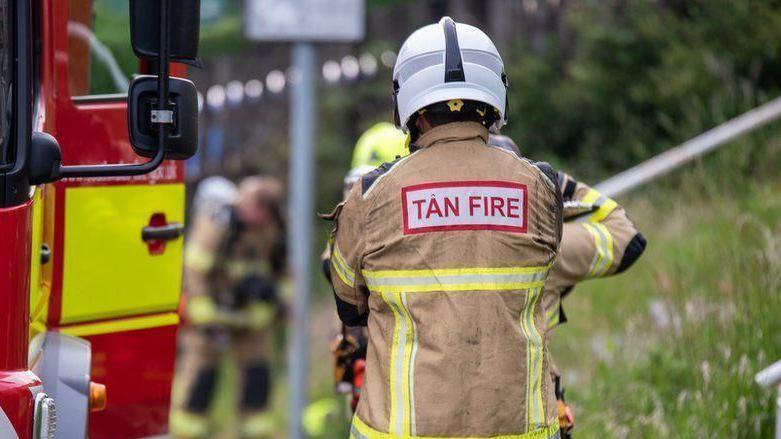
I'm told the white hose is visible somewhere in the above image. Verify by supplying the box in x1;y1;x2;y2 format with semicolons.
595;96;781;198
67;22;129;93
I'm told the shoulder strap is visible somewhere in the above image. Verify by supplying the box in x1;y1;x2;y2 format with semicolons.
361;156;406;195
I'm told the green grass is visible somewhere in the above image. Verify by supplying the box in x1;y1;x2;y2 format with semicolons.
552;153;781;437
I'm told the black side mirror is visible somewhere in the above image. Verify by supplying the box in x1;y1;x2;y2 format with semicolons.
128;75;198;160
56;0;200;179
28;132;62;185
130;0;200;62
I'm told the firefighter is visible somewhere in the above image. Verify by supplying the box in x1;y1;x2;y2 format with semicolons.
324;123;410;412
327;17;563;438
488;133;647;436
350;121;409;169
171;175;287;439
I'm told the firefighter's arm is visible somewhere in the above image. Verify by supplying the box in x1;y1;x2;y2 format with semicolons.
182;214;228;324
328;186;370;327
547;173;646;290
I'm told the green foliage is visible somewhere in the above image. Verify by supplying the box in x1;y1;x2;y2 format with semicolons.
88;0;136;95
503;0;781;180
88;0;250;94
199;15;252;58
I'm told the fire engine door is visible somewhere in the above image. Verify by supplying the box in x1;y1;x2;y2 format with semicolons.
49;0;186;327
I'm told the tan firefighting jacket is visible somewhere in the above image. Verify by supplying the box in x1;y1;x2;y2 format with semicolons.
183;206;283;307
330;122;563;438
542;174;646;332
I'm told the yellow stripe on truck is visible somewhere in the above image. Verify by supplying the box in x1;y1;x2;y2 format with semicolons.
61;184;185;324
29;187;50;340
60;312;179;337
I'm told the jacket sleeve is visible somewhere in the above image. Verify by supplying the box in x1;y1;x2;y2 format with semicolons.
329;185;370;326
546;173;646;290
182;211;230;298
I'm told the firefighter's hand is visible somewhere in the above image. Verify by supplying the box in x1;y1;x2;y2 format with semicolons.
186;296;220;326
557;399;574;432
331;334;359;391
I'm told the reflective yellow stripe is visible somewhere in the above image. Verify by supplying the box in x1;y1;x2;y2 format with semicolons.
382;292;416;435
545;296;561;330
383;292;402;433
184;243;215;272
363;265;550;294
583;223;615;277
241;410;276;437
186;295;218;325
401;293;419;434
366;265;549;278
351;414;559;439
520;287;545;429
583;223;602;276
589;198;617;222
579;188;601;206
600;223;615;275
225;258;271;279
574;189;617;223
331;241;356;287
60;312;179;337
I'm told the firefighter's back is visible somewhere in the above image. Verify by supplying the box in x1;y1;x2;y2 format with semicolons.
328;16;565;438
350;121;562;437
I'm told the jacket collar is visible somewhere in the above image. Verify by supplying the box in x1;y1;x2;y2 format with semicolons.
414;121;489;149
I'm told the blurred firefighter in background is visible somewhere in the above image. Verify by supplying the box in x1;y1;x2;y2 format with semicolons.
489;133;647;437
171;175;287;439
322;122;408;414
349;122;410;170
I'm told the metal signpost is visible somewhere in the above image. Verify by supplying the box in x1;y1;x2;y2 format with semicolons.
287;41;316;439
244;0;365;42
244;2;365;437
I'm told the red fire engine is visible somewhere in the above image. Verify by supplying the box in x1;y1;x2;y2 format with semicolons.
0;0;199;437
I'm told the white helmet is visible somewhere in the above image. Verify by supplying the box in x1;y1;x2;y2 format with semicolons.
193;176;238;217
392;17;508;133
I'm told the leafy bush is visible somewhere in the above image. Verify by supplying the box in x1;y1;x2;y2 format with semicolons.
503;0;781;180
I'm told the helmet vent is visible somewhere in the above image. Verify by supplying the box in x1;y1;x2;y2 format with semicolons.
441;17;466;83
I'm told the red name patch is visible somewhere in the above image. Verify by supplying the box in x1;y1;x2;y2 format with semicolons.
401;181;528;234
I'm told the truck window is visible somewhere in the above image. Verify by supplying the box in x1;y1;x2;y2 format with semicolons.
0;0;14;165
0;0;10;165
67;0;136;98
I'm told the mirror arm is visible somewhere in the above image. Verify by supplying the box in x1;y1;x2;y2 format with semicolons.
58;143;165;178
59;0;171;180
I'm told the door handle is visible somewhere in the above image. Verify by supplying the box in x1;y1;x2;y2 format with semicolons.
141;223;184;242
41;244;51;265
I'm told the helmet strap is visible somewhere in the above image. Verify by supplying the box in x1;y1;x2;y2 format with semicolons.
392;79;401;128
407;114;421;144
